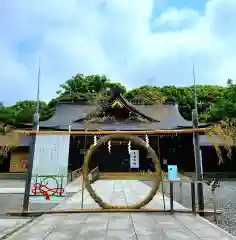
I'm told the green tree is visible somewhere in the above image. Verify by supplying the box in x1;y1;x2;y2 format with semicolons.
0;101;52;125
203;79;236;121
56;73;126;102
126;84;227;121
126;85;166;104
0;73;234;126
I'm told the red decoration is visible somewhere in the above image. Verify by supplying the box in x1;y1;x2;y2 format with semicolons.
31;182;65;200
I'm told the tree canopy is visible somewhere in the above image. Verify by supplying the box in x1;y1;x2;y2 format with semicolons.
0;73;235;126
0;100;53;126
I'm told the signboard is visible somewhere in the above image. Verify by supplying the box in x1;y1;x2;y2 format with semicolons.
30;134;70;203
130;150;139;168
168;165;179;180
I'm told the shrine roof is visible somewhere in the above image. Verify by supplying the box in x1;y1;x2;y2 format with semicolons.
23;87;210;130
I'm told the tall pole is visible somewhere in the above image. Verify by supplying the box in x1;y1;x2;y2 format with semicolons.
192;57;198;113
35;57;41;125
23;57;41;211
191;57;204;215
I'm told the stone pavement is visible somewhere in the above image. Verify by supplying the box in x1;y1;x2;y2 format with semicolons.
0;217;32;239
4;180;236;240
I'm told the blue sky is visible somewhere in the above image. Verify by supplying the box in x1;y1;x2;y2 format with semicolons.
153;0;206;15
0;0;236;105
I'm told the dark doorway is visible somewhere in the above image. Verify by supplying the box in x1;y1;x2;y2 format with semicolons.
0;153;10;173
90;143;130;172
69;136;156;173
159;134;195;173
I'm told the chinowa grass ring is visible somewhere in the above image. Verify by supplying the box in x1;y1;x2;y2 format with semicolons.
83;134;163;209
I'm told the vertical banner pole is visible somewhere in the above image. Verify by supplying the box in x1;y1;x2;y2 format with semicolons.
23;58;41;211
192;110;204;215
23;133;36;212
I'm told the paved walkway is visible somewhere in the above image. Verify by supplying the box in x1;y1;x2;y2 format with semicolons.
3;180;236;240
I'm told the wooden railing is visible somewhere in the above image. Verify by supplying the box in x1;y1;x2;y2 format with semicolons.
68;168;82;182
67;167;99;183
88;166;99;183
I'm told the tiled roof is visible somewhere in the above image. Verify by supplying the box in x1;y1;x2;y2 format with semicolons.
37;103;193;130
23;91;209;130
134;104;191;127
25;103;97;128
56;103;192;130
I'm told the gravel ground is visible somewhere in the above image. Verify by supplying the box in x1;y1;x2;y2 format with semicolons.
143;180;236;237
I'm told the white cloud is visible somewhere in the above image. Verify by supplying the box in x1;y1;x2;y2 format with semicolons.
0;0;236;104
153;8;200;30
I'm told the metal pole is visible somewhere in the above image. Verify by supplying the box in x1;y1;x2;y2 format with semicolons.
192;57;198;112
161;180;166;210
192;110;204;215
36;57;41;119
179;181;183;203
169;181;174;213
191;57;204;215
191;182;196;215
23;128;36;211
23;58;41;212
157;136;166;209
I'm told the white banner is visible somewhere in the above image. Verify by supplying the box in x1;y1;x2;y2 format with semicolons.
130;150;139;168
30;134;70;203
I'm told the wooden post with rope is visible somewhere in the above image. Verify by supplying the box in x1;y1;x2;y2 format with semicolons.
81;169;85;209
81;134;87;210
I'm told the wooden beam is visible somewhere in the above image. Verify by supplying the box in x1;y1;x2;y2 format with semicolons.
8;208;221;217
17;128;207;135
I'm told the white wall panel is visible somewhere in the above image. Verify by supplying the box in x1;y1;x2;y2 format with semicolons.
29;134;70;203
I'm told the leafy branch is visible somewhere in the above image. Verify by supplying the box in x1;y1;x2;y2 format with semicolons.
206;118;236;164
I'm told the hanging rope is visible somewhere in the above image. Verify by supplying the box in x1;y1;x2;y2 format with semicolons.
145;134;149;147
128;141;131;154
93;135;97;146
108;140;111;153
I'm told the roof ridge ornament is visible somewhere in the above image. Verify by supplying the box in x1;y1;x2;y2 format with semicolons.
111;99;124;108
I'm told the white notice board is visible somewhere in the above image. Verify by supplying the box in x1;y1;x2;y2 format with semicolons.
130;150;139;168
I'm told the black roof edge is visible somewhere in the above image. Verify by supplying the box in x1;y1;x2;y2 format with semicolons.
56;101;97;105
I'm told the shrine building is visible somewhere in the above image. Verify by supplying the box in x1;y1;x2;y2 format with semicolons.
3;87;234;176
